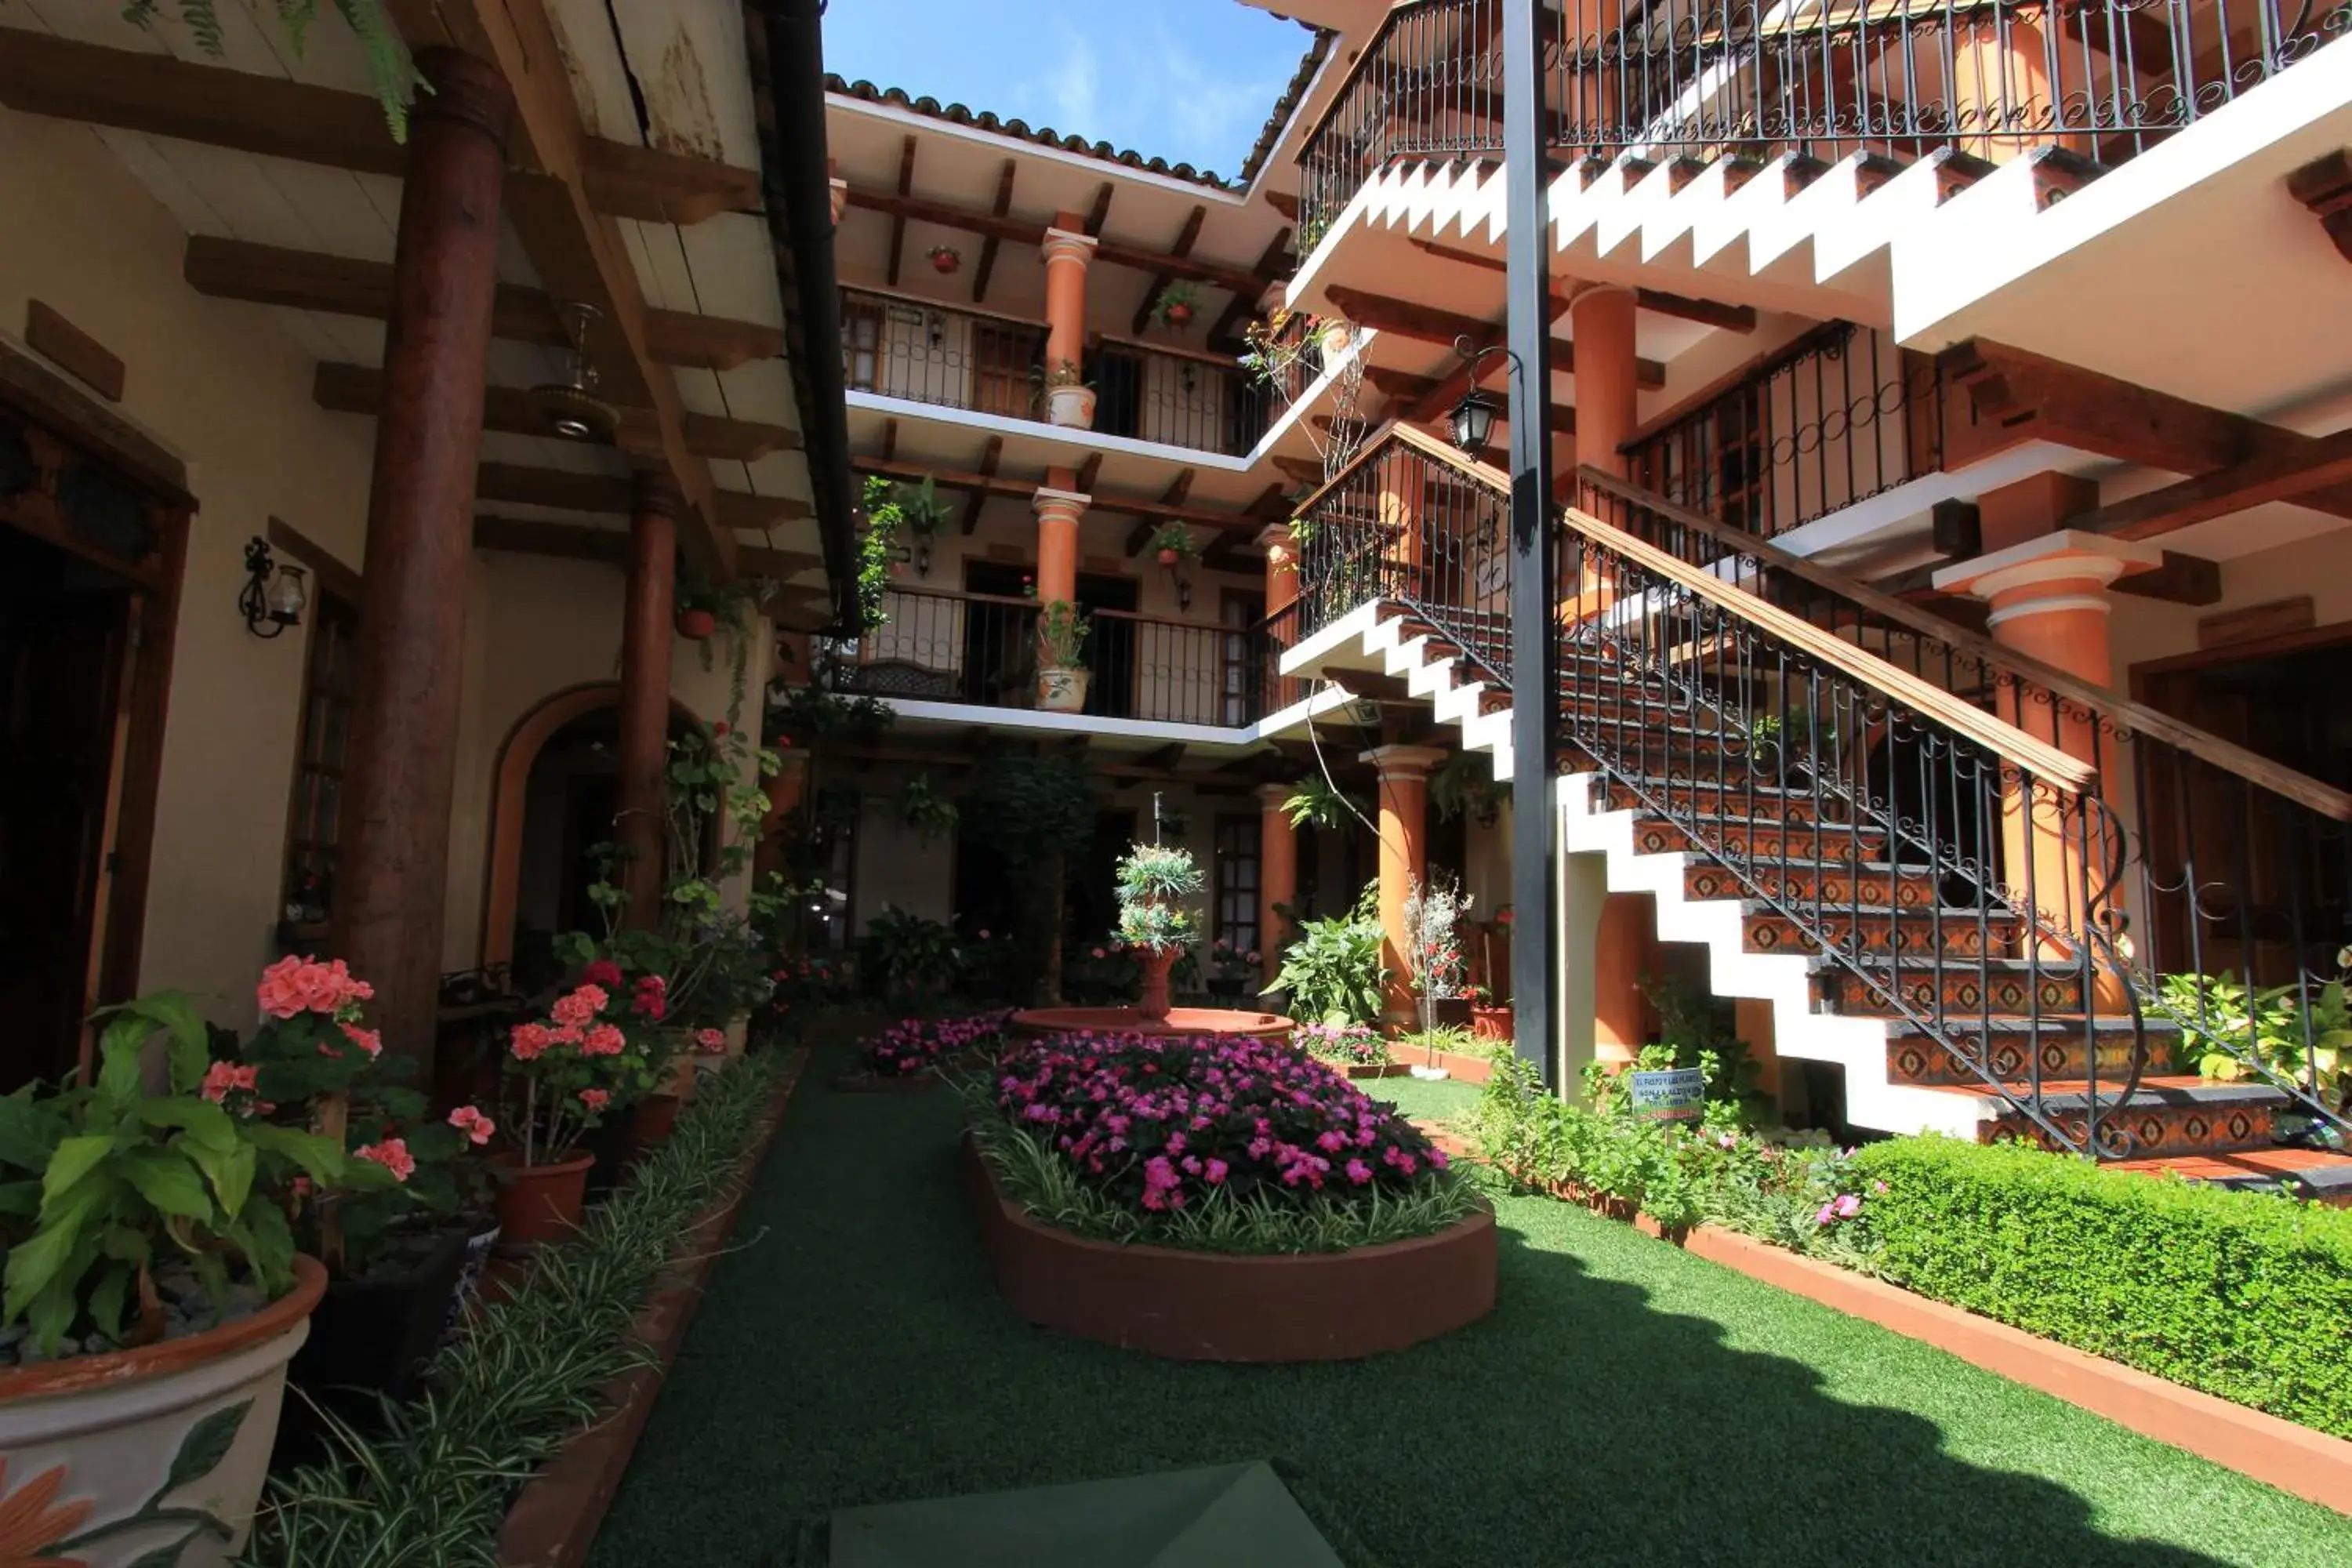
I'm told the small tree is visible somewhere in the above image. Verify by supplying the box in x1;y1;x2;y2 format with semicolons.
965;751;1098;1003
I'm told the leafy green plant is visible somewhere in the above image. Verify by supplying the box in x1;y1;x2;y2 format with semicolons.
1036;599;1091;670
1149;281;1201;328
855;475;906;633
898;772;960;842
1148;522;1199;563
1265;885;1387;1025
2152;970;2349;1111
0;993;358;1356
892;475;953;537
1280;775;1361;831
966;750;1098;1002
1640;972;1768;1123
1428;750;1510;824
1401;874;1471;1011
859;907;965;1000
128;1;420;140
1114;844;1203;956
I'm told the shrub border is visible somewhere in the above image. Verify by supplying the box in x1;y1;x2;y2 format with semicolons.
495;1048;809;1567
1413;1128;2352;1516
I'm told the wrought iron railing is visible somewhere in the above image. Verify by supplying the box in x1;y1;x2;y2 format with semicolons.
1625;321;1944;540
1289;424;2352;1155
844;585;1264;727
840;285;1272;457
1296;0;2351;240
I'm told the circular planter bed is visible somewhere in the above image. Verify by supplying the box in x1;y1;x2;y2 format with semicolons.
961;1135;1496;1362
1009;1006;1292;1041
0;1255;326;1565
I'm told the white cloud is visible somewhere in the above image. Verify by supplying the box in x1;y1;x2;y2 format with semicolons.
1040;34;1100;136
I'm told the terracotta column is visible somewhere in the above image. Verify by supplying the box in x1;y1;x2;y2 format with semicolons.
1258;782;1298;987
1040;213;1096;383
1032;486;1087;605
1951;15;2078;164
1262;523;1298;712
1592;892;1657;1065
1361;744;1445;1029
1934;526;2159;966
331;49;512;1065
1565;285;1639;625
616;473;682;930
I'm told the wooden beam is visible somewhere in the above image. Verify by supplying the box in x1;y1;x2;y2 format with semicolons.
1943;339;2352;521
856;453;1259;532
1083;183;1115;238
1405;239;1756;331
1268;455;1325;488
880;418;898;463
1125;469;1197;554
317;364;798;463
1073;452;1104;494
2286;150;2352;267
475;461;806;529
474;514;627;564
1327;285;1666;387
2110;550;2223;606
1265;191;1301;222
1132;205;1208;335
970;160;1018;303
1207;228;1291;351
960;436;1002;534
1136;742;1188;771
183;238;780;370
2071;425;2352;539
0;27;755;226
844;185;1265;295
736;545;826;579
886;135;918;288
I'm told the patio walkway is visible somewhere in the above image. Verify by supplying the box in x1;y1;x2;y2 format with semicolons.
592;1039;2352;1567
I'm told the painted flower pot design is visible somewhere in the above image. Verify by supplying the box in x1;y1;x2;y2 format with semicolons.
675;608;717;641
0;1255;326;1566
490;1151;594;1249
1046;386;1096;429
1036;667;1090;713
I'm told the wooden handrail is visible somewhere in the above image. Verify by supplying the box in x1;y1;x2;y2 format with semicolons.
1577;466;2352;822
1293;419;1511;518
877;583;1234;637
1563;500;2099;794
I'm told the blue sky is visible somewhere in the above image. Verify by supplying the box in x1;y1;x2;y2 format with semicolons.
822;0;1313;179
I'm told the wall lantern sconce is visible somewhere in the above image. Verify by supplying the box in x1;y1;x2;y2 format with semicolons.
1446;334;1518;457
239;536;308;638
1181;364;1197;395
927;310;945;348
913;539;933;578
1174;575;1193;613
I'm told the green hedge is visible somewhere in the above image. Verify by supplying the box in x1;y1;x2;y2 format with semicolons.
1850;1137;2352;1438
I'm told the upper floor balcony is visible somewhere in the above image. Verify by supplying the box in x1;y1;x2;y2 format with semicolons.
1294;0;2348;245
840;285;1276;459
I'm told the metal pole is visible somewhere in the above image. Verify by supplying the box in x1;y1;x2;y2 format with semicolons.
1504;0;1559;1087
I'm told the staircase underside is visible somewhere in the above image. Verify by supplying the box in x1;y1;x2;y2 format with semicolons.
1284;598;2352;1202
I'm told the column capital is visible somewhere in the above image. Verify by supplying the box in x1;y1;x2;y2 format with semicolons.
1041;227;1099;267
1358;742;1447;782
630;469;688;520
1257;781;1294;807
828;176;849;227
1257;521;1298;555
411;47;515;151
1931;529;2162;626
1032;486;1091;524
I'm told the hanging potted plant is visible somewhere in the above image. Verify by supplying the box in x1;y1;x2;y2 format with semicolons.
1114;843;1205;1020
1033;599;1092;713
1036;359;1096;429
1152;281;1201;329
0;985;368;1563
895;474;953;578
1149;521;1199;570
1318;314;1353;359
927;244;962;275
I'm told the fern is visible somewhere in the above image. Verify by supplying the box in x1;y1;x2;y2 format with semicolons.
122;0;425;143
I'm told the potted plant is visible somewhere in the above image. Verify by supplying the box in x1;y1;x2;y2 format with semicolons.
1149;522;1198;570
927;244;961;274
1033;599;1091;713
1113;844;1205;1020
0;984;365;1563
495;976;652;1247
1152;281;1200;329
1403;875;1474;1074
1319;315;1352;359
1037;359;1095;429
675;580;721;641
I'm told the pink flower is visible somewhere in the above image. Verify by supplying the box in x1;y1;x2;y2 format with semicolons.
581;1022;626;1057
550;985;608;1029
510;1022;555;1062
355;1138;416;1182
339;1022;383;1058
1814;1203;1838;1227
577;1088;611;1112
1091;947;1106;960
633;992;668;1021
447;1105;495;1145
582;959;624;989
1345;1158;1373;1185
1833;1193;1861;1219
256;954;372;1019
978;929;991;940
695;1027;728;1054
199;1061;257;1104
1244;950;1260;965
1203;1158;1229;1185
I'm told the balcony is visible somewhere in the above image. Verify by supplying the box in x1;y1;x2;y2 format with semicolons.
840;285;1276;458
1295;0;2345;242
840;585;1283;728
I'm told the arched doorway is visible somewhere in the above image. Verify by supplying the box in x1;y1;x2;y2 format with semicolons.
478;684;699;984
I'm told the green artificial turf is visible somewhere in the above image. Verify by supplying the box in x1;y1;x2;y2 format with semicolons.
592;1040;2352;1568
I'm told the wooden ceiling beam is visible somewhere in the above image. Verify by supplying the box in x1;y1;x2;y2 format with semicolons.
1132;205;1208;335
316;364;800;463
1406;238;1757;332
1083;182;1116;237
475;516;819;575
1327;285;1666;388
970;159;1018;303
474;461;808;530
2286;150;2352;267
1125;469;1196;554
855;453;1261;532
843;186;1266;295
885;135;918;288
1073;452;1104;494
0;27;757;227
183;237;780;370
2070;425;2352;540
959;436;1003;534
1207;227;1292;352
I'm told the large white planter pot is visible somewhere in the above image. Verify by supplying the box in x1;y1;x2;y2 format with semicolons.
0;1257;324;1566
1047;386;1095;428
1036;667;1091;713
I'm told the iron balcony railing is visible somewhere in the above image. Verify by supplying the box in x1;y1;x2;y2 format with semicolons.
844;585;1275;728
1296;0;2352;240
1290;423;2352;1156
1625;321;1945;541
840;285;1274;457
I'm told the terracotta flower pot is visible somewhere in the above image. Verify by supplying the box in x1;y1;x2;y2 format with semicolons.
676;607;717;641
626;1094;681;1161
0;1255;326;1565
931;249;960;274
1166;303;1193;327
1156;547;1180;566
1136;948;1178;1022
1472;1004;1514;1041
492;1151;594;1249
